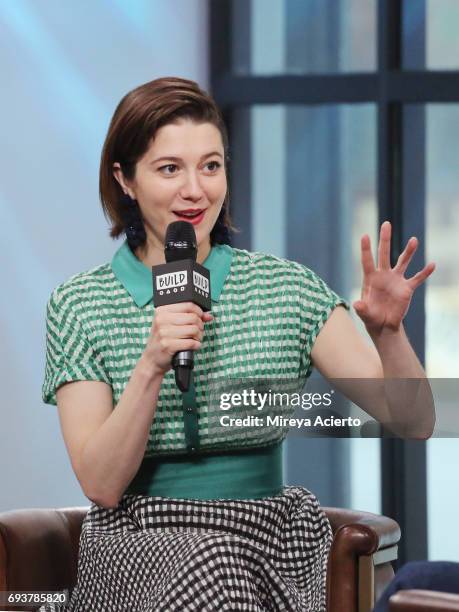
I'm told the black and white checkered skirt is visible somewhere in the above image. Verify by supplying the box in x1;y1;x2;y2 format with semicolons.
39;485;332;612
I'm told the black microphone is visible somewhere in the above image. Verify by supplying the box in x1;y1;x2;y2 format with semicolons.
151;221;211;392
165;222;197;392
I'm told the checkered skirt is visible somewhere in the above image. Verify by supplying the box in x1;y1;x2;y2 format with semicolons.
38;485;332;612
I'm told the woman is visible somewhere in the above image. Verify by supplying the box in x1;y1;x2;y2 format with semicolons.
41;76;435;611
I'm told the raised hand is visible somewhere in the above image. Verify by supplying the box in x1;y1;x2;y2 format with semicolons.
353;221;436;336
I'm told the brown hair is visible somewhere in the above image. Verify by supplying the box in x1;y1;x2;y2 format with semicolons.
99;76;237;246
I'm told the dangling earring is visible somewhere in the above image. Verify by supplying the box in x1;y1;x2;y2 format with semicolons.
211;203;231;246
121;193;147;249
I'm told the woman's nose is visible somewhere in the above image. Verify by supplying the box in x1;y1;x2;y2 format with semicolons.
180;171;204;200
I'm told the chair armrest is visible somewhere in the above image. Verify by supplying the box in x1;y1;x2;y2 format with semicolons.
390;589;459;611
0;507;89;611
323;507;400;612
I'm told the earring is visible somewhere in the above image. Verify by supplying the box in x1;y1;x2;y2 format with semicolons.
121;193;146;249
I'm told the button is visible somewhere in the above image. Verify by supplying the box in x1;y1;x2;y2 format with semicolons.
190;446;196;452
186;406;194;413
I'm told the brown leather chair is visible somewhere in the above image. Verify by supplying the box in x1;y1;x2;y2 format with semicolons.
389;589;459;611
0;505;400;612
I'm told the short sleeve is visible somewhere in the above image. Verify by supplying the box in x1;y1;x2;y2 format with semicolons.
42;288;111;406
299;266;350;377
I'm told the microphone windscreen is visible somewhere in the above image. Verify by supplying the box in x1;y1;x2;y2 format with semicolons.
165;221;198;263
165;220;197;245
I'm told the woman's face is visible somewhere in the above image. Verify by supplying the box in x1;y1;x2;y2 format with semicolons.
115;118;227;260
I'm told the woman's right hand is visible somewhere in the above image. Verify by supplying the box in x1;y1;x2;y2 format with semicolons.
143;302;213;376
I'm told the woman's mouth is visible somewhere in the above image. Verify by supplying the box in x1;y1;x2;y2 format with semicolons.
173;209;206;225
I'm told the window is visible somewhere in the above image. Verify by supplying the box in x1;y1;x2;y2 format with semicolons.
211;0;459;565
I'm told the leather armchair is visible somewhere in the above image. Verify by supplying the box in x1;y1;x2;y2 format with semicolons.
0;505;400;612
389;589;459;611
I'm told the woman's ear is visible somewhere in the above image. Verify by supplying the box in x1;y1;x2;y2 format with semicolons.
113;162;133;197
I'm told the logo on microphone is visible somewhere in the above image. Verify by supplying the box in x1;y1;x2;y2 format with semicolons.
156;270;187;295
193;270;210;296
152;260;211;310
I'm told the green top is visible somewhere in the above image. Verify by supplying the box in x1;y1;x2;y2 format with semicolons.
42;240;349;498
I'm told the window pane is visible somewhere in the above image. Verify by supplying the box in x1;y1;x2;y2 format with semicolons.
427;0;459;69
424;104;459;560
425;106;459;379
404;0;459;70
233;0;377;75
248;103;379;511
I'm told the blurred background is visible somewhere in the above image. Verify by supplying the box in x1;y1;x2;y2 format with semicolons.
0;0;458;568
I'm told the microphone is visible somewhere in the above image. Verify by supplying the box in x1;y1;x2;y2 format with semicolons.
152;221;211;392
165;222;197;392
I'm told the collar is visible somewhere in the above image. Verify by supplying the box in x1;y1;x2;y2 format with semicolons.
111;240;234;308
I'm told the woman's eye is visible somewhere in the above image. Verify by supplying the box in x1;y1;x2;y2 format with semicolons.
160;164;178;174
206;161;221;172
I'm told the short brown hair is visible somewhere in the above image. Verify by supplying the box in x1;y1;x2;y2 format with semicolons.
99;76;236;246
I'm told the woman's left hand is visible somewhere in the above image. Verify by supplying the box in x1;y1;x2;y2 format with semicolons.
353;221;436;336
